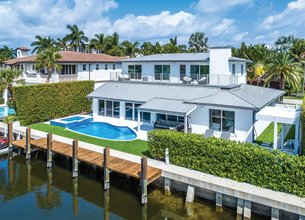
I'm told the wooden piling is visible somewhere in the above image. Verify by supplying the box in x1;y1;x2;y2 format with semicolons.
103;147;110;190
72;139;79;178
73;178;79;216
47;133;53;168
141;156;148;204
25;128;31;160
7;122;13;155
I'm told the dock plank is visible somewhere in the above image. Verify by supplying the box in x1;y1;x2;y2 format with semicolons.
21;137;161;184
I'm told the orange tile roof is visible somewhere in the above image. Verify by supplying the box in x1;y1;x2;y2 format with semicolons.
4;51;126;65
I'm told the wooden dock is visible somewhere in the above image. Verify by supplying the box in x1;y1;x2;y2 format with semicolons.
8;125;162;204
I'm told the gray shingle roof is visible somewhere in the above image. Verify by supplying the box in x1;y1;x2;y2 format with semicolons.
87;81;284;111
137;98;196;115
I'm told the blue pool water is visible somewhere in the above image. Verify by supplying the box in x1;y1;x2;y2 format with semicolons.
61;116;85;122
69;122;137;141
0;107;16;118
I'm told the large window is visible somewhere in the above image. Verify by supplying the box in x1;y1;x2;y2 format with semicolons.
98;100;105;115
128;65;142;80
209;109;235;133
141;112;151;123
154;65;170;80
180;65;186;81
61;65;76;75
156;113;184;123
125;102;133;120
99;100;120;118
82;64;87;71
190;65;209;80
232;64;236;75
96;64;99;70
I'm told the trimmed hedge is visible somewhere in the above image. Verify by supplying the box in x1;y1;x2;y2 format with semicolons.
148;129;305;197
13;81;94;125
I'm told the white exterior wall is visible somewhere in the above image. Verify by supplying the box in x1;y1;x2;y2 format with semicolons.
209;48;231;85
229;61;247;84
188;105;254;142
77;63;122;81
122;61;208;83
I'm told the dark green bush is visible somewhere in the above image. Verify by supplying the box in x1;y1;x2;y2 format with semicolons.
148;129;305;197
0;98;4;105
13;81;94;125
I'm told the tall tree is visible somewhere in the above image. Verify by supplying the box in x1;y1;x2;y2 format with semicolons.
265;52;303;91
31;36;56;54
188;32;209;52
0;46;16;63
0;67;23;92
120;40;140;58
89;33;105;53
56;37;69;51
65;24;89;52
35;47;62;83
274;35;298;52
290;39;305;94
104;32;124;56
140;42;154;55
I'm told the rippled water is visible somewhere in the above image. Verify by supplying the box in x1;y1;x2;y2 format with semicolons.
0;154;266;220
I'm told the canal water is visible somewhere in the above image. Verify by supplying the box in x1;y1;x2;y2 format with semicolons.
0;154;266;220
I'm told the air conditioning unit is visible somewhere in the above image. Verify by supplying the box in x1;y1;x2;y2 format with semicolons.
142;76;150;82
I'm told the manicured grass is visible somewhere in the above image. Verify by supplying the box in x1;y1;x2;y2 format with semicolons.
255;122;295;145
30;123;149;156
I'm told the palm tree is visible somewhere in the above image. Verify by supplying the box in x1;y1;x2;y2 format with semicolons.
0;67;23;104
89;33;105;53
65;24;89;52
274;35;298;52
104;32;123;56
188;32;209;52
31;36;56;54
290;39;305;94
36;47;62;83
120;40;140;57
233;43;275;84
265;52;303;91
56;37;69;51
140;42;154;55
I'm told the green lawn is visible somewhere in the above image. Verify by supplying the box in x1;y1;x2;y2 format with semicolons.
30;123;149;156
255;122;295;145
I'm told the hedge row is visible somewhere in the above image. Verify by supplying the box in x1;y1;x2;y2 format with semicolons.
148;129;305;197
13;81;94;125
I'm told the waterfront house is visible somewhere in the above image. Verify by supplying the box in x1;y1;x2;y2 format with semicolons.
4;49;125;84
120;46;251;86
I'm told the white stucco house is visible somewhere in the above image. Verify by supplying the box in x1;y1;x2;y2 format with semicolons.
120;46;250;85
4;49;126;85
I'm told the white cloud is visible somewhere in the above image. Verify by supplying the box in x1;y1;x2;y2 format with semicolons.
194;0;252;13
261;0;305;30
211;18;235;36
111;11;200;40
233;32;249;42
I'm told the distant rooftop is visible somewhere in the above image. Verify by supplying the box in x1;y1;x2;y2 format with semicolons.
16;47;30;51
4;51;126;65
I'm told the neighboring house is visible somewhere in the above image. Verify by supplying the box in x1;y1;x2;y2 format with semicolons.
4;50;125;84
121;47;251;86
87;81;284;143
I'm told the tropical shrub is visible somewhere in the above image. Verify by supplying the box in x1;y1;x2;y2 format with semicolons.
148;129;305;197
0;97;4;105
13;81;94;125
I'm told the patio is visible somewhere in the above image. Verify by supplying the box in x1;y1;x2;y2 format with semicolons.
256;104;301;155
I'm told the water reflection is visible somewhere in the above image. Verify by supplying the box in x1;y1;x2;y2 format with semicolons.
0;155;266;220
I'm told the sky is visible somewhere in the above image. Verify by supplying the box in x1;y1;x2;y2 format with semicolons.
0;0;304;49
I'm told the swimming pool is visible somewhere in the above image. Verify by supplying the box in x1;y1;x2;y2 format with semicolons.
68;122;137;141
0;107;16;118
61;116;85;122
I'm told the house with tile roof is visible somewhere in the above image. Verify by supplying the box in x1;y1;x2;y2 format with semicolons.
4;50;126;84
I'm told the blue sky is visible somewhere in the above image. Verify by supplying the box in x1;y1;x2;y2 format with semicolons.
0;0;304;49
